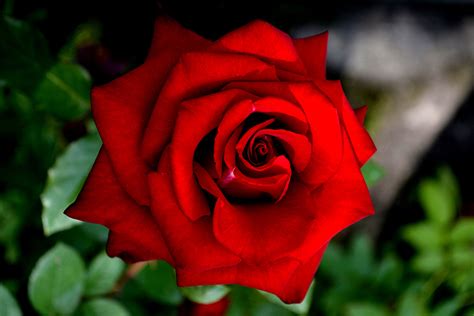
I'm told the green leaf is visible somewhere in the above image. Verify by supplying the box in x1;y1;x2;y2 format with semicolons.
450;219;474;244
0;17;51;93
258;281;314;315
181;285;230;305
135;261;183;305
0;191;26;263
227;286;293;316
432;298;461;316
395;292;429;316
402;222;445;251
0;284;22;316
28;243;85;316
411;251;444;274
78;298;129;316
84;252;125;296
59;22;102;63
41;133;101;235
449;246;474;268
361;160;384;187
345;302;390;316
348;235;375;277
418;170;458;226
35;63;91;120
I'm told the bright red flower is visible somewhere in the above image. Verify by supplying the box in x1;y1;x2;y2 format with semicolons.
66;17;376;303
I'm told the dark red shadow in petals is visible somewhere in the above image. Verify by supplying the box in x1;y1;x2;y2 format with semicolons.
212;180;315;265
170;89;256;221
214;97;308;177
223;81;298;102
146;17;211;62
65;148;173;264
141;52;278;167
253;129;311;172
289;84;343;187
213;20;306;74
148;150;241;270
218;167;291;201
315;80;376;166
293;31;329;80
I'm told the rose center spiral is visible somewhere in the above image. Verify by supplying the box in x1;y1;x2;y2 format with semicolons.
246;135;275;166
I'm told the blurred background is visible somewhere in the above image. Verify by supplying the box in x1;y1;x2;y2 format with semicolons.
0;0;473;315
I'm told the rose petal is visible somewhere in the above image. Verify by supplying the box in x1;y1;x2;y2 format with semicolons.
223;124;291;180
315;80;376;166
92;18;209;206
148;149;241;270
289;131;374;262
289;83;343;187
293;31;328;79
253;129;312;172
355;105;368;124
213;180;315;264
218;166;291;201
65;148;173;263
142;52;278;166
176;244;326;304
146;17;210;61
214;97;308;177
213;20;306;74
170;89;255;221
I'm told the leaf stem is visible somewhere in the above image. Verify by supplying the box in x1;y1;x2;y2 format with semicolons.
111;262;147;294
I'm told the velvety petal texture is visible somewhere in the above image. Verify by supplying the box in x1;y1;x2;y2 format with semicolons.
65;16;376;304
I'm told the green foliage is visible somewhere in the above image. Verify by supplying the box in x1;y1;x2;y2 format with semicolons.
227;286;294;316
0;191;28;262
258;281;314;315
418;167;459;225
28;243;86;315
84;252;125;296
135;261;183;306
77;298;129;316
35;63;91;120
41;133;101;235
0;17;51;93
180;285;230;304
0;284;22;316
361;160;384;188
317;235;405;315
345;303;390;316
2;9;473;316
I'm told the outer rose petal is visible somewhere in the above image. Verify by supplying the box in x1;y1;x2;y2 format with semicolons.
289;83;343;187
213;181;315;264
92;18;209;205
355;105;368;124
315;80;376;166
65;148;173;264
142;52;278;166
146;17;210;61
213;20;306;74
148;149;241;270
293;31;329;79
176;244;327;304
289;131;375;262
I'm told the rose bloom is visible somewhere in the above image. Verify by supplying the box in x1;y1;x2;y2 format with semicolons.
66;17;376;303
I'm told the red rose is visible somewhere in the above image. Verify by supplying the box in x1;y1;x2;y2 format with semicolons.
66;17;376;303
